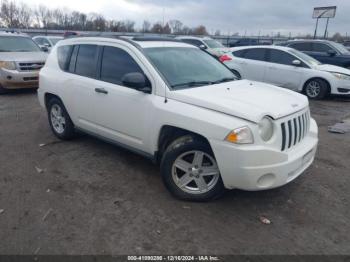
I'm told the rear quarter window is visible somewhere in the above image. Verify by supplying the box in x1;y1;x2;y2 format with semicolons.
57;45;73;71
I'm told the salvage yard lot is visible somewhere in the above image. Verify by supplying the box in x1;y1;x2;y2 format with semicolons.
0;90;349;255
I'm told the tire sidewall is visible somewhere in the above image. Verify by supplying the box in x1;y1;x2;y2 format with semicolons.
160;136;225;201
47;98;74;139
304;79;328;100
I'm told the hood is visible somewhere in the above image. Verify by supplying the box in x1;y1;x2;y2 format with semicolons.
315;64;350;75
0;52;48;62
168;80;308;123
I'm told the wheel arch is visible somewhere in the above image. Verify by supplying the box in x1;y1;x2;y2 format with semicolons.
44;92;62;110
156;125;212;164
302;77;331;94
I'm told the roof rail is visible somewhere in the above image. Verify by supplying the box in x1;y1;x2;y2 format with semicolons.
132;36;180;42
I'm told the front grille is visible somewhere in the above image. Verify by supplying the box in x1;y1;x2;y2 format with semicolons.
281;110;310;151
18;62;45;71
23;76;38;81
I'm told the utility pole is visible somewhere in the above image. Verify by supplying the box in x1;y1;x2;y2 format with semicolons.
314;18;319;39
324;18;329;39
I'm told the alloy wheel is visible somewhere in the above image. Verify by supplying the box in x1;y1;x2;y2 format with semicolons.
306;81;321;98
50;104;66;134
172;150;220;195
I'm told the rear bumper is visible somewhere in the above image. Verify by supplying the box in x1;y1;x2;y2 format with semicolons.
210;118;318;191
0;68;39;90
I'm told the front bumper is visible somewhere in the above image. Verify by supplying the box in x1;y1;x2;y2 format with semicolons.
210;118;318;191
0;68;39;90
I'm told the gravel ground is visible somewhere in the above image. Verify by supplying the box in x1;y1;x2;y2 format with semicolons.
0;90;349;255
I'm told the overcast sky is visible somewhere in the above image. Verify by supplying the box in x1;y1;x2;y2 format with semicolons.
23;0;350;36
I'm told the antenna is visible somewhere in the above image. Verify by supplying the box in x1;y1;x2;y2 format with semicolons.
162;0;168;103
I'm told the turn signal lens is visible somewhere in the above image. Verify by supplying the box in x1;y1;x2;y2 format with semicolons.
225;126;254;144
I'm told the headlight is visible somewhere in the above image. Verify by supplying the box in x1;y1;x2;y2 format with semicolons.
0;61;16;70
332;72;350;81
258;117;274;142
225;126;254;144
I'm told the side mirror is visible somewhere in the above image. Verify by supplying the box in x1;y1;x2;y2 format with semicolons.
121;72;151;93
327;49;337;56
292;59;302;66
44;43;51;48
199;44;207;50
40;46;49;52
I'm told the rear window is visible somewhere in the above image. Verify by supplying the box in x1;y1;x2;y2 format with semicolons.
57;45;73;71
75;45;98;78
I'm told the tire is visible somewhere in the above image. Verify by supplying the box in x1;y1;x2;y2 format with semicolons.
47;98;75;140
231;69;241;79
304;79;329;100
160;135;225;201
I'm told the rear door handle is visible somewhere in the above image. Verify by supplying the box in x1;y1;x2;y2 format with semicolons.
95;87;108;94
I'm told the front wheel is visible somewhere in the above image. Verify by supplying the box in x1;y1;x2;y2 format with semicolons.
160;135;225;201
304;79;329;100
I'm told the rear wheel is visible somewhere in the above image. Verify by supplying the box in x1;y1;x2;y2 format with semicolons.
160;135;225;201
304;79;329;100
47;98;75;140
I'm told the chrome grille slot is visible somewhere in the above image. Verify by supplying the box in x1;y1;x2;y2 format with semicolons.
18;62;45;72
280;110;310;151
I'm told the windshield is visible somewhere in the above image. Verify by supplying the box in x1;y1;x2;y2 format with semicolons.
48;37;62;46
203;40;224;49
145;47;236;89
0;36;41;52
289;49;322;67
331;42;350;54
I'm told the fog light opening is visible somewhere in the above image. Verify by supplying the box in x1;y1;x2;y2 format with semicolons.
257;173;276;188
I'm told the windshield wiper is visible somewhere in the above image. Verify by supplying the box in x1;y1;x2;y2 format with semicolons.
172;80;214;88
213;77;236;84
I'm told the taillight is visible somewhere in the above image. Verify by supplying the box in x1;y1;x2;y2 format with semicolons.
219;54;232;63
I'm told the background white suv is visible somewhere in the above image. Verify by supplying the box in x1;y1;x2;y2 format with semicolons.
222;46;350;99
38;37;318;201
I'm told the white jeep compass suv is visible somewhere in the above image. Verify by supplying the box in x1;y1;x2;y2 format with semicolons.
38;36;318;201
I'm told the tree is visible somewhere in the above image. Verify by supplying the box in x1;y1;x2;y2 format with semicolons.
142;20;151;33
0;0;19;28
193;25;208;35
169;19;183;34
151;22;163;34
332;32;343;42
162;23;171;34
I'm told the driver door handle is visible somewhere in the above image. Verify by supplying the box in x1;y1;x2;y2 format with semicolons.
95;87;108;94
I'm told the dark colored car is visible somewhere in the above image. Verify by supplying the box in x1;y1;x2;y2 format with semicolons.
229;38;272;48
283;40;350;69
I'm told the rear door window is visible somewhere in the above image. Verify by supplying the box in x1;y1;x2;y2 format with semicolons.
75;45;98;78
242;48;267;61
267;49;296;66
289;42;312;52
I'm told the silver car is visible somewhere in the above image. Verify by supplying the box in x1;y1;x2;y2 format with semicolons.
0;32;47;94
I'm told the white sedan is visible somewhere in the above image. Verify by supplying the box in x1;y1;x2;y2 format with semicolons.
220;45;350;99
